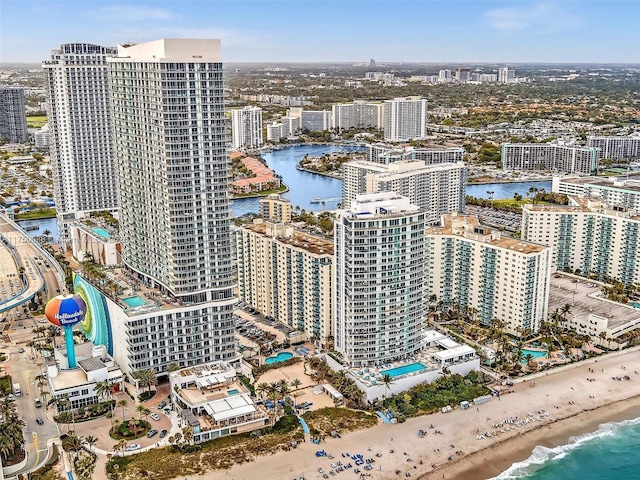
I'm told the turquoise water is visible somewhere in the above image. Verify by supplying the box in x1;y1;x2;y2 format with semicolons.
92;227;111;239
227;389;239;395
520;349;547;363
493;417;640;479
629;302;640;310
264;351;293;365
381;362;427;378
123;296;145;308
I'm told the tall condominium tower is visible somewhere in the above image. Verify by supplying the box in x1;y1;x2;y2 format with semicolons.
586;136;640;161
231;106;263;150
383;97;428;142
0;87;28;143
501;143;600;175
334;193;429;367
108;39;234;300
43;43;118;246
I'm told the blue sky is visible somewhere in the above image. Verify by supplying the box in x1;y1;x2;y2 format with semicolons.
1;0;638;63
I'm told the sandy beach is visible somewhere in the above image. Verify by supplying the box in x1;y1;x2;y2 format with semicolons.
181;346;640;480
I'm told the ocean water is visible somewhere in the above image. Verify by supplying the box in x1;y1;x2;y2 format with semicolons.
493;417;640;480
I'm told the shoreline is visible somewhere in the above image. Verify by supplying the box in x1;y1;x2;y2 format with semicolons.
428;396;640;480
185;347;640;480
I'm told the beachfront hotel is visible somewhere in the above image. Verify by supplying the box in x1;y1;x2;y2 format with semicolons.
230;106;263;150
334;193;429;367
341;159;467;222
235;219;334;342
383;97;429;142
43;43;118;247
170;361;268;443
521;197;640;286
66;39;238;380
500;143;600;174
0;86;28;143
426;214;552;336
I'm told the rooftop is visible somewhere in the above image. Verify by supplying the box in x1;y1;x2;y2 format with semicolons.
244;222;333;256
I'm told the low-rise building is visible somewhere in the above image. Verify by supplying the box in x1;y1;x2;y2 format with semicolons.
169;361;268;443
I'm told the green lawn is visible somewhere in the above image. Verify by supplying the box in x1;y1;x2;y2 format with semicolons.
14;208;57;220
26;116;47;128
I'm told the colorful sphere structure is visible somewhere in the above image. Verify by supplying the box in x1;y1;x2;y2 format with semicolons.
45;294;86;368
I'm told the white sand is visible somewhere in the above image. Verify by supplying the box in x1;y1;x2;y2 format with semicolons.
183;346;640;480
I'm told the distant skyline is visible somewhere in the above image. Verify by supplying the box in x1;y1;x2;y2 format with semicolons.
1;0;638;64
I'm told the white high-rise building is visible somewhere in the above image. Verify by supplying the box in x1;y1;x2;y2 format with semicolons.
586;136;640;161
501;143;600;174
0;87;28;143
522;197;640;286
43;43;118;246
105;39;237;375
331;100;384;130
383;97;428;142
341;159;467;220
231;106;263;150
427;214;552;336
266;122;283;142
334;193;429;367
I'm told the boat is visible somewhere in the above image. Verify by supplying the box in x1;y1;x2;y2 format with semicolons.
310;198;322;203
24;225;40;231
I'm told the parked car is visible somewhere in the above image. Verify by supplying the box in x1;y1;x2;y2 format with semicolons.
146;429;158;438
125;444;141;451
159;429;168;438
36;417;44;425
157;401;167;410
150;413;160;421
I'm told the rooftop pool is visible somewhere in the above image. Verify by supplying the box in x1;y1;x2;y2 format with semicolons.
265;351;293;365
123;296;146;308
381;362;427;378
92;227;111;239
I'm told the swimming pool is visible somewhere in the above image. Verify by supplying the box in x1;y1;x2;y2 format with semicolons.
227;389;240;396
92;227;111;239
630;302;640;310
381;362;427;378
264;351;293;365
521;348;547;363
123;296;146;308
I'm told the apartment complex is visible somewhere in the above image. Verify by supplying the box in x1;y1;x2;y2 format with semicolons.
586;136;640;161
100;39;237;376
334;193;429;367
427;214;552;336
235;220;333;341
552;176;640;211
501;143;600;174
383;97;428;142
0;86;28;143
331;100;384;130
367;143;414;165
259;193;292;223
231;106;263;150
43;43;118;246
521;198;640;286
341;159;467;221
366;143;464;166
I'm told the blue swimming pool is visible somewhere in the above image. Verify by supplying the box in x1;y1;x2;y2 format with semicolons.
123;296;146;308
630;302;640;310
92;227;111;239
381;362;427;378
265;351;293;365
227;389;240;395
521;348;547;363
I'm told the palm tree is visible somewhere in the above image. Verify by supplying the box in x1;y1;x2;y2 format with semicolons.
117;438;127;456
84;435;97;452
256;382;269;401
136;404;147;421
381;373;394;401
117;399;128;422
290;378;302;391
132;368;157;395
182;425;194;446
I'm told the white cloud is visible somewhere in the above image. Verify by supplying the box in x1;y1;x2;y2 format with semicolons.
98;5;176;21
484;3;582;32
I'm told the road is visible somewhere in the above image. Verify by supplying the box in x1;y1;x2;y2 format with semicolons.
0;214;65;317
